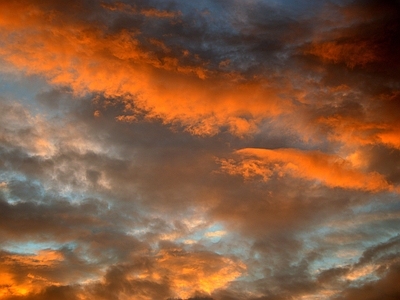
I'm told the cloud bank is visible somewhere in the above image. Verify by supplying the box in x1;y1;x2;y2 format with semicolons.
0;0;399;299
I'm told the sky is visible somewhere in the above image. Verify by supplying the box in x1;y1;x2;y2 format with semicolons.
0;0;400;299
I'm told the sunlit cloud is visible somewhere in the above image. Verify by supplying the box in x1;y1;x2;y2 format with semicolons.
0;1;287;137
220;148;396;192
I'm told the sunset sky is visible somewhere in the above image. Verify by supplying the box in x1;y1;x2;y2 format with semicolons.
1;0;400;299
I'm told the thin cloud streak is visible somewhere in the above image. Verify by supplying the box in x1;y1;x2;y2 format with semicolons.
220;147;397;192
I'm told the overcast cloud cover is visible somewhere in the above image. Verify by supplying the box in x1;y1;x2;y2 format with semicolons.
0;0;400;299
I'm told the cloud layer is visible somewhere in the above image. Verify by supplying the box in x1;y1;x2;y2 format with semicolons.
0;0;399;299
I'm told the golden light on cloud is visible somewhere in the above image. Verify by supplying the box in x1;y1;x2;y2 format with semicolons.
0;1;287;137
155;250;245;299
0;250;64;298
204;230;226;238
221;148;395;192
345;264;379;281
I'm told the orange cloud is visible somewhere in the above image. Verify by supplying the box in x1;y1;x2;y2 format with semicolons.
220;148;395;192
101;1;181;18
0;250;64;298
9;250;64;266
317;115;400;150
141;7;181;19
154;249;245;298
86;250;245;300
0;1;288;137
306;40;380;68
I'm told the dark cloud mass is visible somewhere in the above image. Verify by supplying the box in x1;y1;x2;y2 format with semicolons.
0;0;400;299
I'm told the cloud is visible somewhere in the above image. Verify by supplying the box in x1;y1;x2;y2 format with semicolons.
154;248;245;298
332;235;400;300
0;0;400;299
0;247;245;300
335;263;400;300
101;1;181;18
305;40;381;68
0;250;68;297
0;0;290;137
1;285;81;300
219;148;395;192
204;231;226;239
304;0;400;71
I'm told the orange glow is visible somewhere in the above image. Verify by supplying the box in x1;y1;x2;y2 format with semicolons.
0;1;289;137
222;148;394;192
377;130;400;149
0;250;65;298
141;7;181;18
306;40;380;67
345;264;379;281
0;272;15;297
154;250;245;298
317;115;400;149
